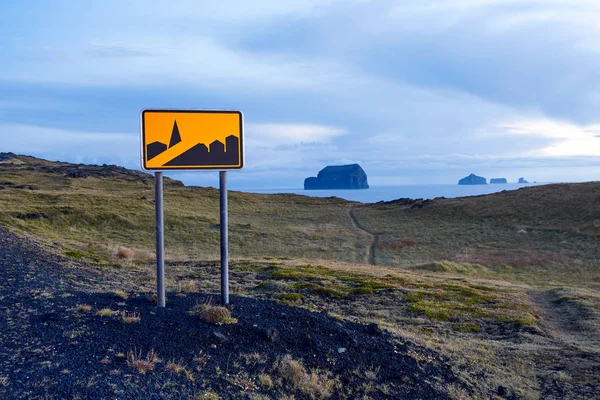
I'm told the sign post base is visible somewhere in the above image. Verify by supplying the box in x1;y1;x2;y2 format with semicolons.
220;171;229;305
155;172;166;307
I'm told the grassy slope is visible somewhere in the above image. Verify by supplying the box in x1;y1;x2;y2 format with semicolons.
0;154;369;263
1;153;599;399
353;186;600;287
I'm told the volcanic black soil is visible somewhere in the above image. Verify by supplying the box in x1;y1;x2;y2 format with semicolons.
0;227;461;399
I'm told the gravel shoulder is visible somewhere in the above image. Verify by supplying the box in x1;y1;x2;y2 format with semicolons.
0;227;458;399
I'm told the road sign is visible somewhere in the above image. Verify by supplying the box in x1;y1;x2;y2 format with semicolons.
141;109;243;307
141;109;244;171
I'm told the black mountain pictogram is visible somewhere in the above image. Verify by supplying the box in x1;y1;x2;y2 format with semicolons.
165;135;239;166
146;120;182;161
146;142;167;161
169;121;182;148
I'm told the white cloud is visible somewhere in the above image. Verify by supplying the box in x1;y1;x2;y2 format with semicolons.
0;124;138;166
6;37;352;93
245;123;346;148
543;138;600;156
498;120;596;139
493;119;600;156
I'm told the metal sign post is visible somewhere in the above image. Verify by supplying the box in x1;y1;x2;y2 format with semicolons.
141;109;243;307
219;171;229;305
154;172;166;307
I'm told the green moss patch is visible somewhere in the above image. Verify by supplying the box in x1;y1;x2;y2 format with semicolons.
64;250;85;260
263;264;399;299
275;293;304;302
404;284;536;328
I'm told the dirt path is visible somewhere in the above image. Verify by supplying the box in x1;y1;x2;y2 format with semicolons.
529;289;575;343
527;289;600;398
529;289;600;349
348;205;379;265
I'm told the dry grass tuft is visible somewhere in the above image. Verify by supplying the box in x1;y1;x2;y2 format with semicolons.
127;348;158;374
363;365;380;380
177;280;197;293
193;351;211;369
257;373;274;388
274;354;335;399
231;372;257;391
242;352;267;366
165;359;185;373
117;246;134;259
76;304;92;313
166;358;194;381
114;290;128;299
192;299;238;325
96;308;115;317
121;311;141;323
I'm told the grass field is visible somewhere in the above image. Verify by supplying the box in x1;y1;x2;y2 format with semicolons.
0;154;369;263
1;152;599;398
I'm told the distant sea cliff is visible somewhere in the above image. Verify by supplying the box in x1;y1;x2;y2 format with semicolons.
305;164;369;190
458;173;487;185
459;174;529;185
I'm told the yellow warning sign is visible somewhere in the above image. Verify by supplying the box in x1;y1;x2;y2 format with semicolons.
140;109;244;170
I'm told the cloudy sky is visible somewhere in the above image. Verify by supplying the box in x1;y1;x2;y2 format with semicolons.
1;0;599;188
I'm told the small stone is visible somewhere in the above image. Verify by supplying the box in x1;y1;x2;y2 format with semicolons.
366;323;381;335
40;313;58;322
497;385;507;396
211;330;228;343
260;327;279;343
337;347;346;354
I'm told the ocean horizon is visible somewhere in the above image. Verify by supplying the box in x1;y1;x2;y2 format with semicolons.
241;182;549;203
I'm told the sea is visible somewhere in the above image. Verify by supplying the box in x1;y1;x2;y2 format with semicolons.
242;183;547;204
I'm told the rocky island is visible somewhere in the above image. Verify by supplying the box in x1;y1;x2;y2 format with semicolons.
458;173;487;185
490;178;507;184
304;163;369;190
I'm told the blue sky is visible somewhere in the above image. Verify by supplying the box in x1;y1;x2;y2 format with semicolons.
1;0;599;188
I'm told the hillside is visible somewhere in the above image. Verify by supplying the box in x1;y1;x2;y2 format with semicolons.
0;153;599;399
0;152;367;263
1;153;598;280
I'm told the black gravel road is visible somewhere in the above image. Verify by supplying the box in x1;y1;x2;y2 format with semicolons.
0;227;460;399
